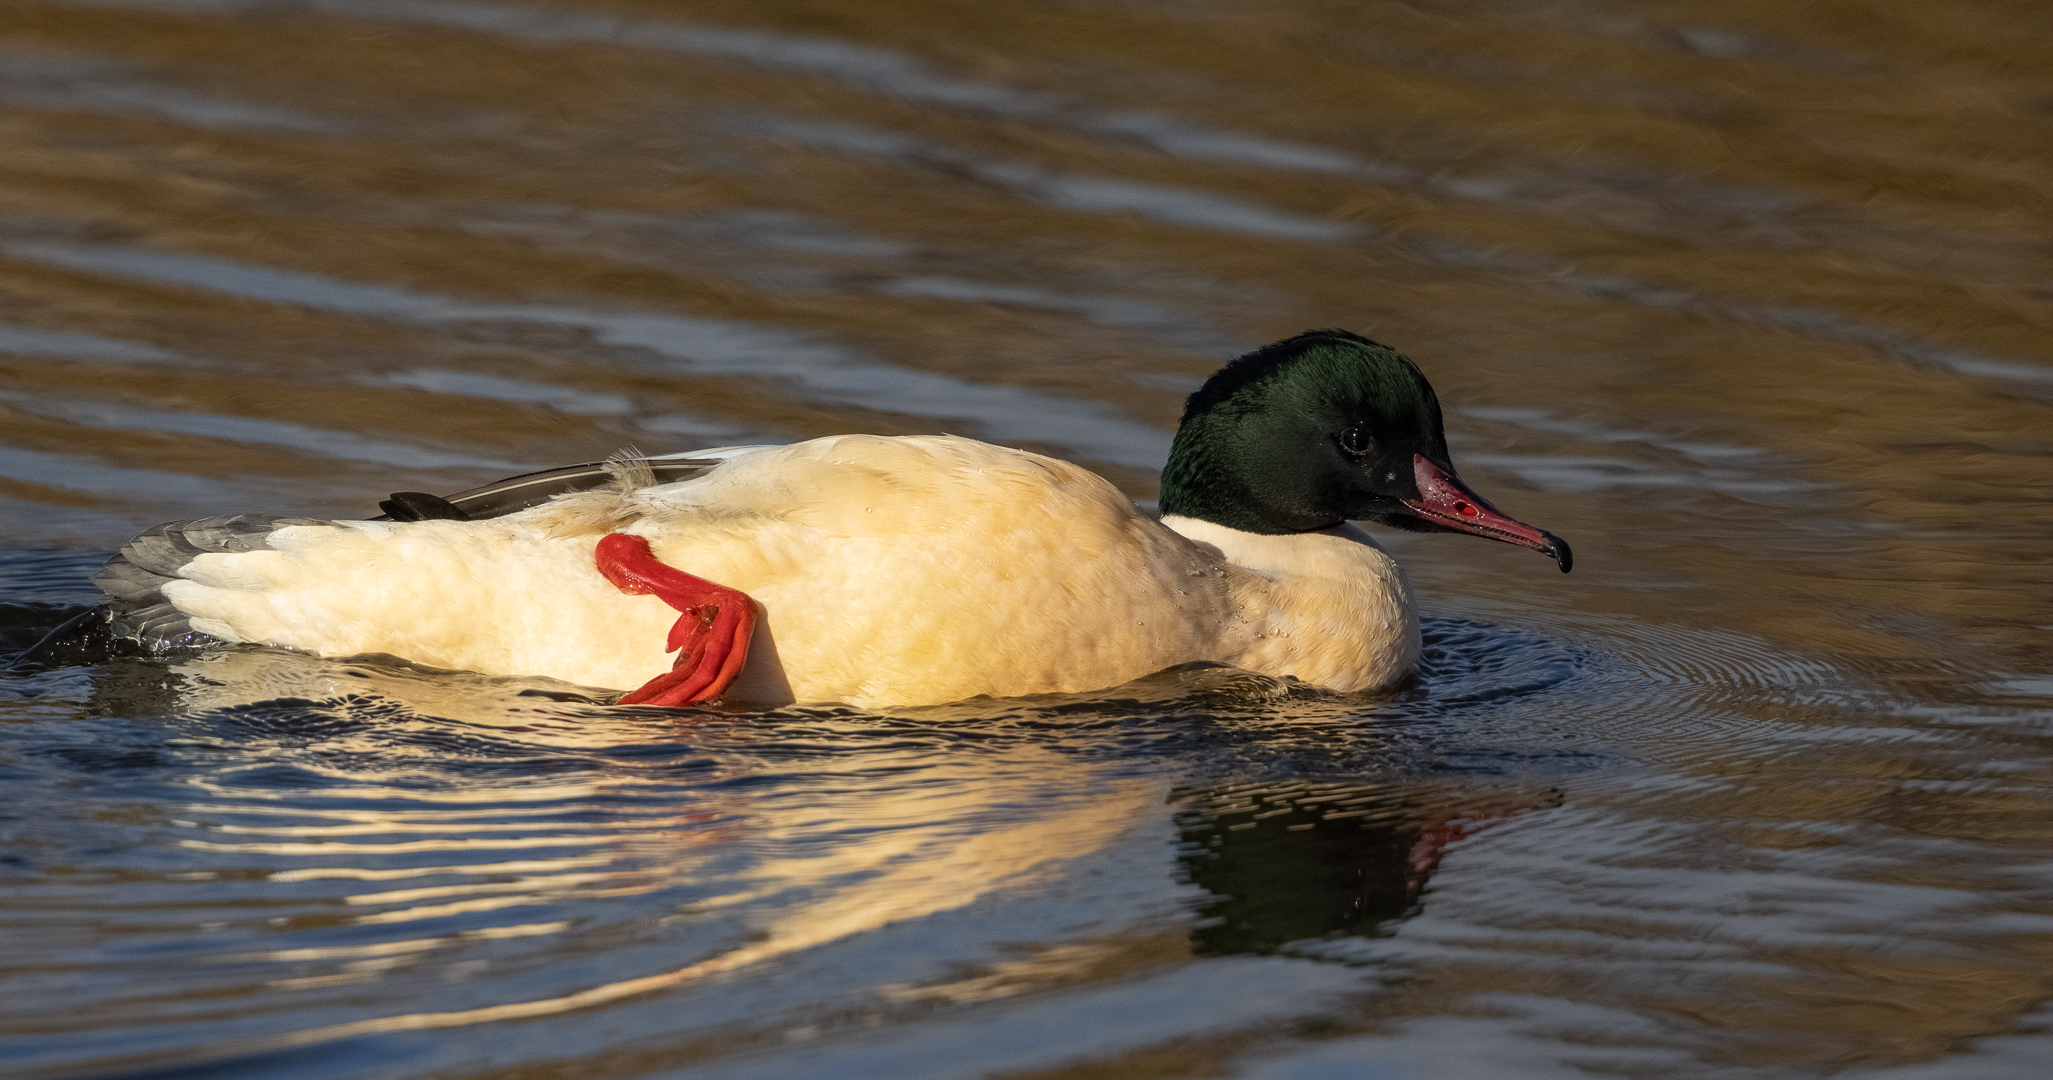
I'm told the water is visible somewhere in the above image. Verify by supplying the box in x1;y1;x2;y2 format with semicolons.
3;1;2051;1076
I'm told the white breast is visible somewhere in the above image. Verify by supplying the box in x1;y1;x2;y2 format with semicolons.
1162;515;1420;692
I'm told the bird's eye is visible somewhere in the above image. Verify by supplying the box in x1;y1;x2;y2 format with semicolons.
1338;425;1373;456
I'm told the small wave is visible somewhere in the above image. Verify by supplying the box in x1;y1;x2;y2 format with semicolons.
1413;616;1594;707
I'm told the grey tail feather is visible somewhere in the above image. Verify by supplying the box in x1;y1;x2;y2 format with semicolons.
94;514;329;653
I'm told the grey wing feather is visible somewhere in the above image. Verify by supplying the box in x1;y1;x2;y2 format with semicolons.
94;559;173;601
93;514;329;652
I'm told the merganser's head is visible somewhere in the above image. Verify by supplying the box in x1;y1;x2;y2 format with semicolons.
1158;329;1572;572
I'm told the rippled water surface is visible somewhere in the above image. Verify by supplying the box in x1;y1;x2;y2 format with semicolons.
4;1;2053;1077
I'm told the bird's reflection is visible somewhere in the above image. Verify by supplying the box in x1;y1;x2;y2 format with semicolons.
21;625;1538;1050
1175;782;1527;956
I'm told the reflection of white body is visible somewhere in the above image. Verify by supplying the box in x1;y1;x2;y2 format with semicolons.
158;646;1183;1043
151;436;1421;708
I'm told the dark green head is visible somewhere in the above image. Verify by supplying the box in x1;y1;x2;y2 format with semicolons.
1159;330;1571;571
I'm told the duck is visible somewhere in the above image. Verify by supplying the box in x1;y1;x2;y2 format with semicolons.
91;330;1570;709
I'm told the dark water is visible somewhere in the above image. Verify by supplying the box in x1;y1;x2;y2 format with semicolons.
4;1;2053;1077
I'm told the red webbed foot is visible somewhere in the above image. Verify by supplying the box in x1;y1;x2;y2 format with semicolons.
595;533;758;706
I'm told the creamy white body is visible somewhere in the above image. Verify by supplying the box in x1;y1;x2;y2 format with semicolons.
155;435;1421;707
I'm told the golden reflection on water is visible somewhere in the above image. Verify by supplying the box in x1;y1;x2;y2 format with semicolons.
169;758;1156;1052
2;0;2052;1076
52;648;1172;1070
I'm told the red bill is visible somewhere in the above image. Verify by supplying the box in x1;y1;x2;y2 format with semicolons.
1400;454;1572;573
